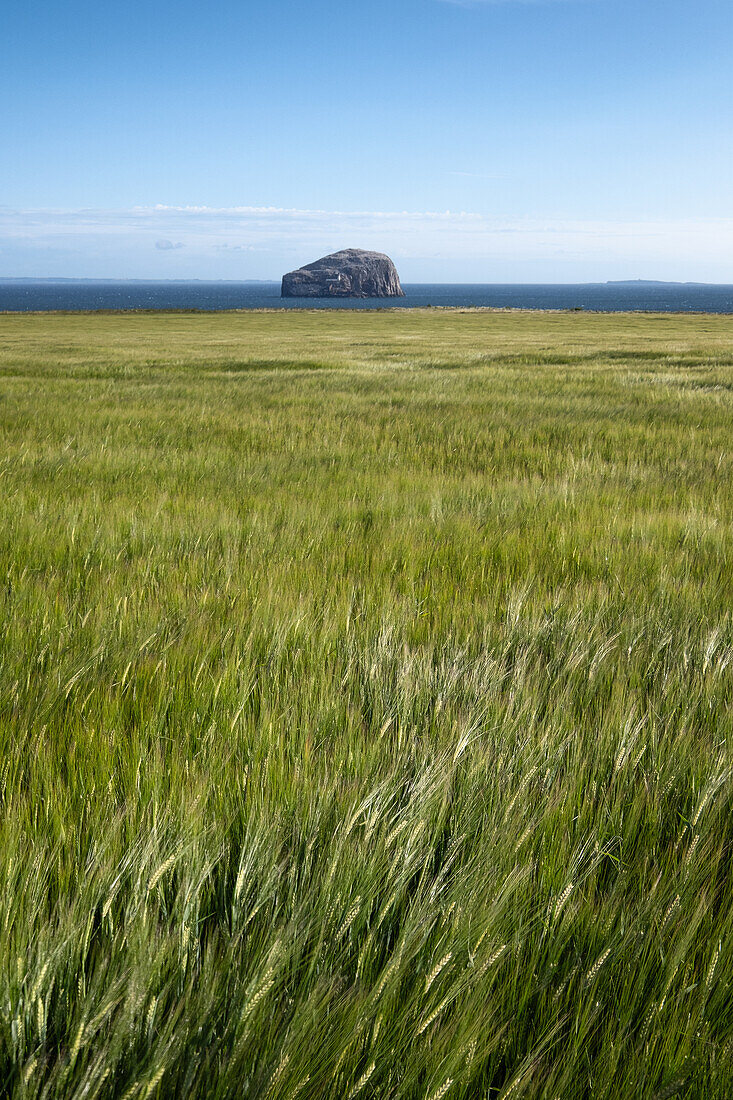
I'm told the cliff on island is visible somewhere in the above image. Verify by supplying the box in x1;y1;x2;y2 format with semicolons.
281;249;404;298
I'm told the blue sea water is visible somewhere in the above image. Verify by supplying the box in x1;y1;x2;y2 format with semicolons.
2;280;733;313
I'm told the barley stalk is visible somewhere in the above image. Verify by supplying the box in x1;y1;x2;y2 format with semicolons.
585;948;611;983
348;1061;375;1098
426;1078;453;1100
425;951;452;993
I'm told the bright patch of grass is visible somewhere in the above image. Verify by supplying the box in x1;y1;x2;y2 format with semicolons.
1;309;732;1098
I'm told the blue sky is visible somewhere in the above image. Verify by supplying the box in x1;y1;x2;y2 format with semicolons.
3;0;733;281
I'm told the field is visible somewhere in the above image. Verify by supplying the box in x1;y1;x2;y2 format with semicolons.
1;307;732;1099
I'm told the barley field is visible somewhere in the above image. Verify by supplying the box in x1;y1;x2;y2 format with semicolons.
1;308;732;1099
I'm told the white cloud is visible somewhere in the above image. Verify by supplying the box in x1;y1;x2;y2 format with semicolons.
2;204;733;281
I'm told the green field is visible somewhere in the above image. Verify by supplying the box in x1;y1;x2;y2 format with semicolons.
1;308;732;1099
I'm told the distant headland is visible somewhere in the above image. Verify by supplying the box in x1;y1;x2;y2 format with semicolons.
606;280;710;287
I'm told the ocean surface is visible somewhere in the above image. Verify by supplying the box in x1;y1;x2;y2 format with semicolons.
2;280;733;314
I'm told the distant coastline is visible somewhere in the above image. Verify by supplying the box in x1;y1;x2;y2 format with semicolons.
2;280;733;314
0;277;728;287
605;279;712;287
0;277;277;284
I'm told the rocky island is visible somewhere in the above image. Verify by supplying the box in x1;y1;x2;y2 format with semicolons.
281;249;404;298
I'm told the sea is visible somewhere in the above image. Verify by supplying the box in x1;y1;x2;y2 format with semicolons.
2;280;733;314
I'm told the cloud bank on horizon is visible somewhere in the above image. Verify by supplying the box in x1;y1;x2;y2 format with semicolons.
3;205;733;284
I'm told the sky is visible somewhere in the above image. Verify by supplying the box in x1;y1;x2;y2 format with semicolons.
2;0;733;282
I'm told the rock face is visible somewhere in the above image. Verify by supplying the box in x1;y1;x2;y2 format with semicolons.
281;249;404;298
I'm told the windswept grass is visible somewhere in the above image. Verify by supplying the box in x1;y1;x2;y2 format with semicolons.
0;308;732;1098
